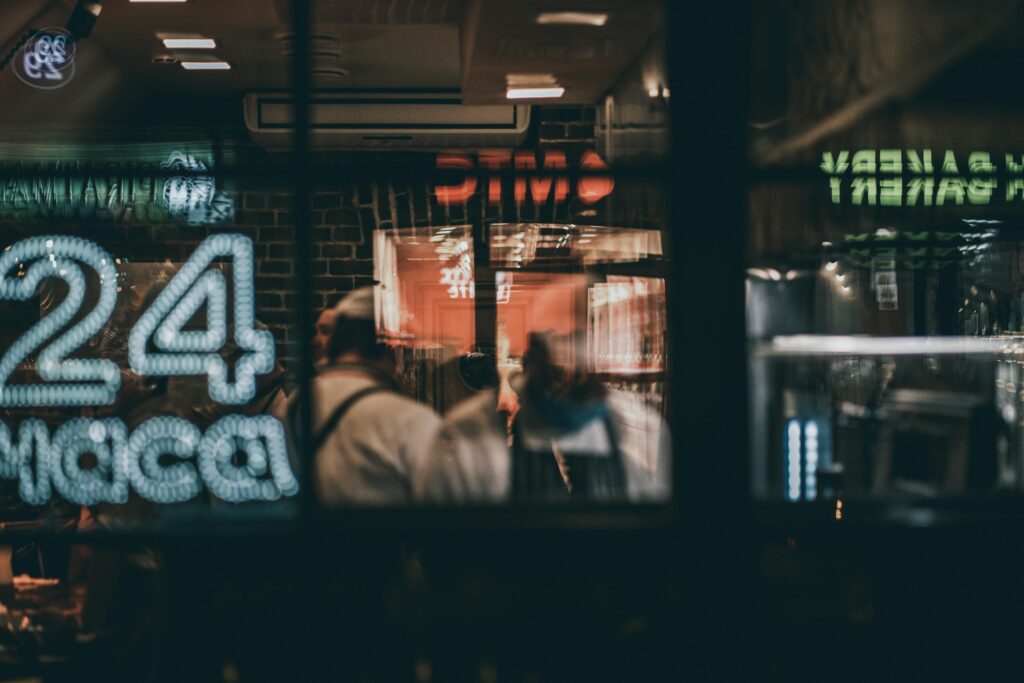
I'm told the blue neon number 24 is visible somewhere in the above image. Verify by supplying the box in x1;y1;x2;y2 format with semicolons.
0;234;274;407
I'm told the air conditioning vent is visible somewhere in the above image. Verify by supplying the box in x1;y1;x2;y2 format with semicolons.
244;91;531;150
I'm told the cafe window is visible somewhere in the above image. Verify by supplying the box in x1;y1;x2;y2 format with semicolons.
0;0;681;678
0;0;670;536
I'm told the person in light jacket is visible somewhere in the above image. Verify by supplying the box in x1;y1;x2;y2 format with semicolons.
415;330;670;504
295;287;440;506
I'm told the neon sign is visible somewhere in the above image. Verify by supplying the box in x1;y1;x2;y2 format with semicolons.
821;149;1024;206
161;151;235;225
128;233;274;405
835;229;975;270
14;28;75;90
0;414;298;506
0;151;235;225
0;236;120;406
434;150;614;206
0;234;299;506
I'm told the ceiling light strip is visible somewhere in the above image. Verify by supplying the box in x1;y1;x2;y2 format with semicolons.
180;61;231;71
506;87;565;100
163;38;217;49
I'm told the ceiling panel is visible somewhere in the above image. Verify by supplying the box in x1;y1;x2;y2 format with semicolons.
460;0;661;104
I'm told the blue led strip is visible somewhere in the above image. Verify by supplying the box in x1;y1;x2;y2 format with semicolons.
49;418;129;506
785;419;802;502
197;415;299;502
129;234;274;405
804;420;819;501
127;416;203;504
0;419;51;505
0;236;120;406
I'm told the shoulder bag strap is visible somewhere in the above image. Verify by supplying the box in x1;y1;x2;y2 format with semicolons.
309;385;391;453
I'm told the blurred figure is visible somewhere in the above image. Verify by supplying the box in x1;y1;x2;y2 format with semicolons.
297;287;440;505
313;302;341;369
415;330;670;503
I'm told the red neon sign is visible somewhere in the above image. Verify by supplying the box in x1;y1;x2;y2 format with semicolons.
434;150;613;206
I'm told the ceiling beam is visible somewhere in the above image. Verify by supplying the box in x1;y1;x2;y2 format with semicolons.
756;4;1017;165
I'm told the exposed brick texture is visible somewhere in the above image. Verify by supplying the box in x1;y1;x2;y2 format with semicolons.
537;105;598;147
0;105;663;375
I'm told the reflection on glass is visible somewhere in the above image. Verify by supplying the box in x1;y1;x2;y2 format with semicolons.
416;272;671;505
489;223;662;268
369;220;671;505
587;276;665;374
374;225;477;412
375;225;475;354
747;223;1024;505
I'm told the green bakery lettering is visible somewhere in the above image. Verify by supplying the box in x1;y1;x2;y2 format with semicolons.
821;150;1024;206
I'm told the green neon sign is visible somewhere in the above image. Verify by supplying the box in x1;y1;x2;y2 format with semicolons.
821;149;1024;206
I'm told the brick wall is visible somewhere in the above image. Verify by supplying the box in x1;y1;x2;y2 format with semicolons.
253;105;608;370
537;105;597;147
0;105;642;375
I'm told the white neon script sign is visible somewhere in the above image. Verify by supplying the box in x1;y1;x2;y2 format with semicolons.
1;415;299;505
0;234;298;505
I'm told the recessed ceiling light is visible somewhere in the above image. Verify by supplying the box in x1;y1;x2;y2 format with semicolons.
536;11;608;26
181;60;231;70
162;37;217;49
506;86;564;100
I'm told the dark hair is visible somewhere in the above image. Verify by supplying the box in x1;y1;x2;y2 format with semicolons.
327;316;388;361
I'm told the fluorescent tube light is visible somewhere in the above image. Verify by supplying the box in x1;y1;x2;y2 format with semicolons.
181;60;231;70
536;12;608;26
506;87;564;100
163;37;217;49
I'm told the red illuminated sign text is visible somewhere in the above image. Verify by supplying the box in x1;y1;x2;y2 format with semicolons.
433;150;613;206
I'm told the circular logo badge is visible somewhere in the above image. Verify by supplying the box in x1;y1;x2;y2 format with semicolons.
14;27;76;90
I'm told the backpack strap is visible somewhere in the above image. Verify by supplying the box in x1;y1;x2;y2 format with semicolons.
311;385;391;453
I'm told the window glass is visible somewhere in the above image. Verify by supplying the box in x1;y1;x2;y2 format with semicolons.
303;0;670;509
0;0;299;532
748;0;1024;512
0;0;671;529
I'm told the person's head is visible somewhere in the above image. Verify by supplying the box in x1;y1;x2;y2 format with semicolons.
520;330;607;431
523;330;604;403
515;273;595;395
313;306;340;365
326;287;394;372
